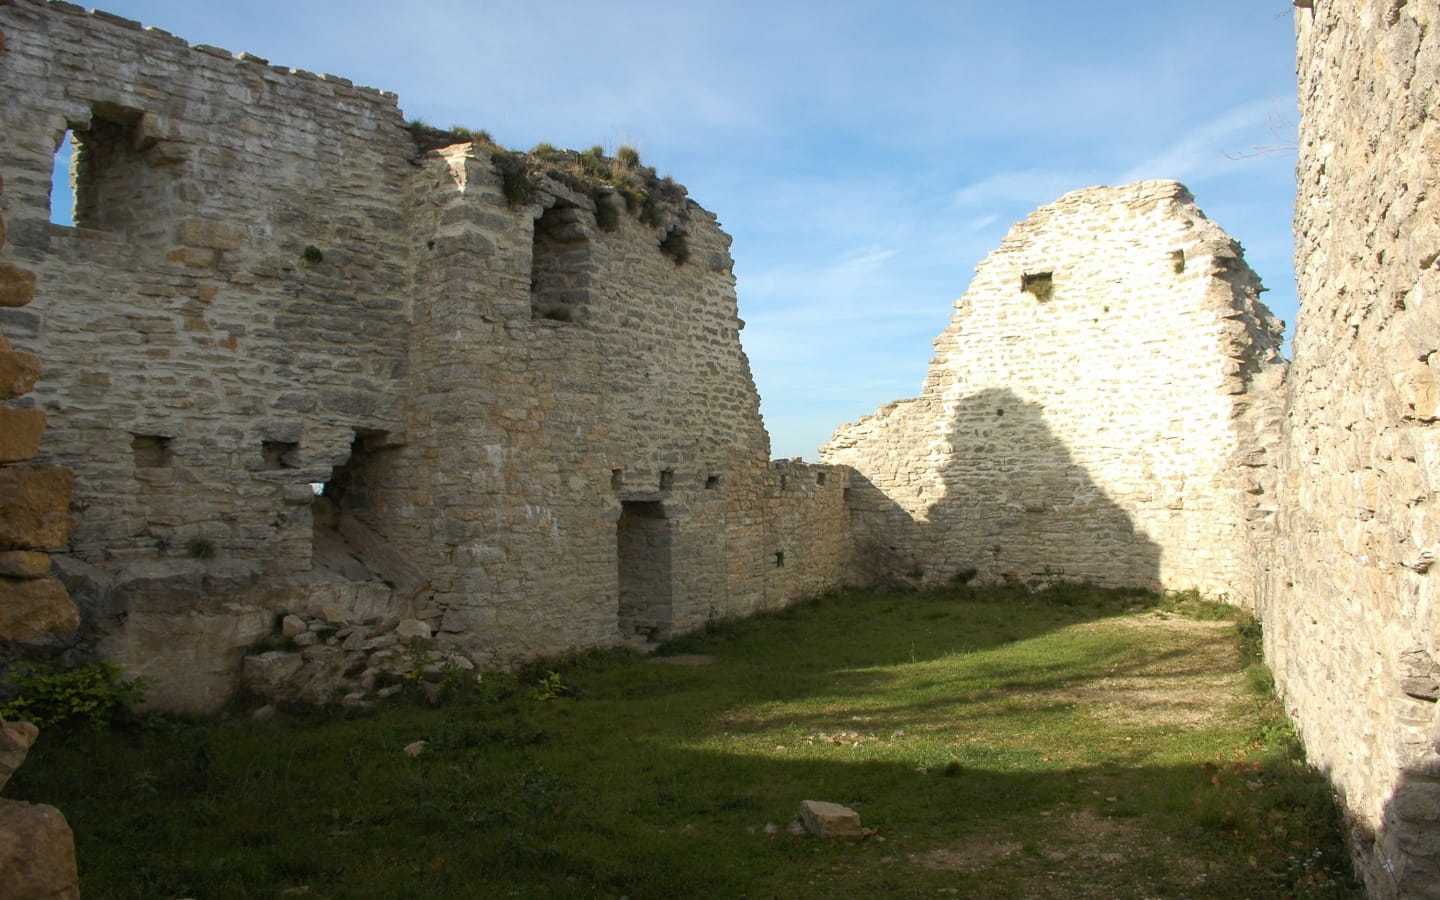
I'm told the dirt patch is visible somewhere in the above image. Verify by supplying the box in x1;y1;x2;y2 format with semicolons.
1046;615;1244;730
911;839;1022;871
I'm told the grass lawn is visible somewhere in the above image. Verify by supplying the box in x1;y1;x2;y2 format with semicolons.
7;585;1360;898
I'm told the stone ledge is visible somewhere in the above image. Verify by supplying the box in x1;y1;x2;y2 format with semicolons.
0;263;36;308
0;349;40;400
0;407;45;463
0;800;79;900
0;576;78;640
0;464;75;550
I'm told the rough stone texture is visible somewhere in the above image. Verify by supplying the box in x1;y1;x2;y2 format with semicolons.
0;800;80;900
0;263;37;308
0;551;50;579
0;465;75;551
823;181;1286;603
0;577;78;641
0;63;81;900
797;799;864;840
0;406;45;463
1265;3;1440;896
0;719;38;792
0;1;850;711
0;349;40;399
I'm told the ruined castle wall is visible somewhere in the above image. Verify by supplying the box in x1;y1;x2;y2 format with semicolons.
0;0;419;707
0;1;852;708
400;144;787;661
0;0;414;566
1266;3;1440;894
824;181;1287;602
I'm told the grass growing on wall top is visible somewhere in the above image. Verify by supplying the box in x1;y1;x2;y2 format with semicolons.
8;585;1358;898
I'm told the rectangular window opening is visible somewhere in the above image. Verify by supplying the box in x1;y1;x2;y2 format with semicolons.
659;469;674;491
50;130;76;227
131;434;173;468
1021;271;1054;303
69;102;153;236
705;474;722;490
262;440;300;470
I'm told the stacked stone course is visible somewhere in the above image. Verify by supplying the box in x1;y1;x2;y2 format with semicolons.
0;69;83;895
0;0;850;713
1263;2;1440;895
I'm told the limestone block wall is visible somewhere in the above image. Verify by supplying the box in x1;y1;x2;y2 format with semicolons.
0;1;851;710
1265;2;1440;894
0;0;416;708
823;181;1287;603
0;149;81;899
398;143;789;663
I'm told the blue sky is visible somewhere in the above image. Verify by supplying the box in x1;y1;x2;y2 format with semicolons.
61;1;1301;459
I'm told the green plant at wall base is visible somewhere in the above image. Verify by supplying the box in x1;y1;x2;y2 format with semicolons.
302;245;323;263
0;659;151;729
186;537;216;559
528;670;569;702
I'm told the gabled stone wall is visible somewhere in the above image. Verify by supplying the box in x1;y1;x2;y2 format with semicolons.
1264;2;1440;895
823;181;1287;603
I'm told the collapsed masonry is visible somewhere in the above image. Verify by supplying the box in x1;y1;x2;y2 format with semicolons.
0;0;847;713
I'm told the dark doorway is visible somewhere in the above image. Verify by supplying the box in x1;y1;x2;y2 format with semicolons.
617;500;673;642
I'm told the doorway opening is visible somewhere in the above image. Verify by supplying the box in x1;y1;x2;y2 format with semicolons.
617;500;673;642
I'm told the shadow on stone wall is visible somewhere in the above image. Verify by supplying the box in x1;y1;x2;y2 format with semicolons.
1356;767;1440;897
849;388;1163;593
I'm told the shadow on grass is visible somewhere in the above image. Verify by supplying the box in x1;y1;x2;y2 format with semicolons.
7;590;1360;899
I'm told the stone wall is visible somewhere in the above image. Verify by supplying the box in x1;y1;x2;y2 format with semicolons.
823;181;1287;603
0;0;851;712
1263;2;1440;895
0;134;82;896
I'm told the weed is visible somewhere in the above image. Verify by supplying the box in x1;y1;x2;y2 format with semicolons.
592;191;620;232
530;142;559;161
658;228;689;265
616;145;640;168
491;152;534;208
0;657;151;729
528;671;569;702
301;245;323;263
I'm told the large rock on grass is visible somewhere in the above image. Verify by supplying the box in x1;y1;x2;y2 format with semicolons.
0;799;80;899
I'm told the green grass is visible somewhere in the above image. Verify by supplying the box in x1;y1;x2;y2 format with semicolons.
8;585;1359;898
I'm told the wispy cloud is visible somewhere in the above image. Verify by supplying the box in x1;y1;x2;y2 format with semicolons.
1119;98;1292;184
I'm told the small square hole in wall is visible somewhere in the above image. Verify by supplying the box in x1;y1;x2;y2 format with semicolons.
705;474;722;490
131;434;172;468
816;471;827;486
611;469;624;490
774;551;785;568
659;469;675;491
1171;250;1186;274
262;440;300;470
1021;271;1054;303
